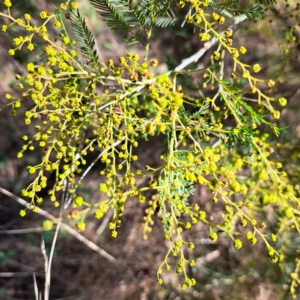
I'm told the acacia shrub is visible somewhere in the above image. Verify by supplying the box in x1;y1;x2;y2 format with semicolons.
0;0;300;297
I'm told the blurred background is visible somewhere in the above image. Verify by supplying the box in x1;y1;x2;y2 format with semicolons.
0;0;300;299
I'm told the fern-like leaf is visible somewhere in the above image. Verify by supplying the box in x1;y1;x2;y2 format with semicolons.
255;0;277;5
242;3;265;19
209;0;271;19
190;102;210;120
90;0;131;30
70;9;100;70
155;16;177;27
90;0;177;43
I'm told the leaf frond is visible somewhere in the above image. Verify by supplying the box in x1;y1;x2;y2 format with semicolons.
155;16;177;27
209;0;271;19
255;0;277;5
90;0;131;30
70;9;100;70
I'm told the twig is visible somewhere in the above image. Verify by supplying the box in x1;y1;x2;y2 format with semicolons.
0;272;35;277
0;187;116;263
0;227;44;234
65;138;125;209
40;237;48;299
169;14;248;74
44;215;61;300
95;209;114;239
33;273;39;300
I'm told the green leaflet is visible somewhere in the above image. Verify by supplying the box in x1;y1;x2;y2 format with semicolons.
70;9;100;70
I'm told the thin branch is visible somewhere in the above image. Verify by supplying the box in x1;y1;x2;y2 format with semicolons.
0;227;44;234
44;217;61;300
65;137;125;208
33;273;39;300
0;187;116;263
169;14;248;74
95;209;114;239
0;272;35;277
40;237;48;300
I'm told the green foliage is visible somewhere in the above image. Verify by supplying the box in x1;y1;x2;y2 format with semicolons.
90;0;177;43
209;0;266;19
90;0;132;30
1;0;300;297
70;9;100;69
